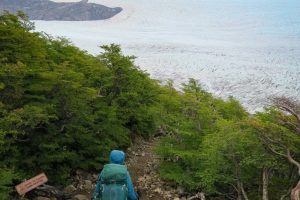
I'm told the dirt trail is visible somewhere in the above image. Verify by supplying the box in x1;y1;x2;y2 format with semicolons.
25;138;193;200
125;137;182;200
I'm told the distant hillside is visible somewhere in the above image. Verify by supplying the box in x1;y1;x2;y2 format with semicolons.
0;0;122;21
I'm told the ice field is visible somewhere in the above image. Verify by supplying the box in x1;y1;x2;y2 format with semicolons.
34;0;300;111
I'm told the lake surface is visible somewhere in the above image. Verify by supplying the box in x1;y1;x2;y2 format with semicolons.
34;0;300;111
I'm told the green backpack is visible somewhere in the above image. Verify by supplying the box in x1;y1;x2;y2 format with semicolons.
100;164;128;200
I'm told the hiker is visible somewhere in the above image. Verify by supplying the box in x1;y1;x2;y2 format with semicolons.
92;150;139;200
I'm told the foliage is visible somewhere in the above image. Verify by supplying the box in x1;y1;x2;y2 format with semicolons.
0;12;159;190
157;79;299;199
0;167;20;199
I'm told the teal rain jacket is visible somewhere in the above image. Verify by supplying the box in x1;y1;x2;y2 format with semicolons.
92;150;139;200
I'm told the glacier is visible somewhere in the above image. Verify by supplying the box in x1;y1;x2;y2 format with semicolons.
33;0;300;111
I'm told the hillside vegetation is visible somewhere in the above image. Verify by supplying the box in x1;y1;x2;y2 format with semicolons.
0;12;299;200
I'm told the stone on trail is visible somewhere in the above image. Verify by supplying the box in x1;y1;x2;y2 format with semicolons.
154;187;162;194
63;184;76;194
73;194;89;200
177;186;185;195
83;180;93;191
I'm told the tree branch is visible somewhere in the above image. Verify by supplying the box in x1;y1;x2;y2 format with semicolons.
287;149;300;176
266;144;287;158
271;96;300;130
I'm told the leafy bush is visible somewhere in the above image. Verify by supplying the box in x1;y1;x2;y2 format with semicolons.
0;167;20;199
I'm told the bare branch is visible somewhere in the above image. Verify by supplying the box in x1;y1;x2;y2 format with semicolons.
287;149;300;176
265;143;287;158
291;181;300;200
229;183;239;193
15;138;30;142
271;96;300;130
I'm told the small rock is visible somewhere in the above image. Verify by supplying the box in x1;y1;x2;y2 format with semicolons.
138;176;144;182
63;185;76;194
76;170;84;176
166;193;172;198
145;168;150;174
35;197;51;200
174;198;180;200
73;194;89;200
177;186;185;195
83;180;93;191
154;187;162;194
85;173;93;180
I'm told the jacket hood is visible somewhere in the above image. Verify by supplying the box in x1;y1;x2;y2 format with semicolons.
109;150;125;164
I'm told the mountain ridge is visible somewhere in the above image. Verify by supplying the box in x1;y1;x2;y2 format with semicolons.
0;0;122;21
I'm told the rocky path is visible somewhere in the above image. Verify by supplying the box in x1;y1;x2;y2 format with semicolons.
30;137;198;200
125;137;185;200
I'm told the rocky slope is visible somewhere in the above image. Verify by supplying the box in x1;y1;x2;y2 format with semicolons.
0;0;122;21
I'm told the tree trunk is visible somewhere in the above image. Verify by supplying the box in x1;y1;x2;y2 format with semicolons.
287;150;300;176
240;182;249;200
287;150;300;200
235;181;242;200
291;181;300;200
237;190;242;200
269;97;300;200
262;167;270;200
267;147;300;200
236;181;249;200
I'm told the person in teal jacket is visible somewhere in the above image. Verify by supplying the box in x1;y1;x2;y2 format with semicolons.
92;150;139;200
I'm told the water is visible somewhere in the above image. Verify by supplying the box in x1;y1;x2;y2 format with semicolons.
34;0;300;111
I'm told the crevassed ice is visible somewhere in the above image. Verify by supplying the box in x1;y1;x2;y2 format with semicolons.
34;0;300;112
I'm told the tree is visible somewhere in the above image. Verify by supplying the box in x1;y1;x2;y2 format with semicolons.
250;97;300;200
270;97;300;200
98;44;160;137
0;11;45;66
157;79;294;199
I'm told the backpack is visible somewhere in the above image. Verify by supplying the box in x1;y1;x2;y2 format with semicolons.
100;163;128;200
